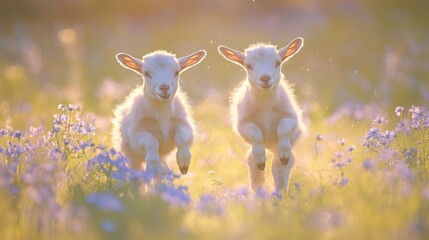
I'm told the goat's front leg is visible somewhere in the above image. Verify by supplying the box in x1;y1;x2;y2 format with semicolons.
277;118;297;165
175;124;193;175
238;122;266;170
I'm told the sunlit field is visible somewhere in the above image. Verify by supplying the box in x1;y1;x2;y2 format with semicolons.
1;1;429;239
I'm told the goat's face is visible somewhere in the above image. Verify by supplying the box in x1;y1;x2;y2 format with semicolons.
116;50;206;101
244;46;282;92
218;38;304;92
142;54;180;101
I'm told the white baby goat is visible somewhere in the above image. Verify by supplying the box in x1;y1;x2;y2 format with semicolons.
112;50;206;176
218;38;305;194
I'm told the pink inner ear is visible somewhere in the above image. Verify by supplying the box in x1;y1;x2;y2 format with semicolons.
123;56;138;69
223;49;243;63
285;48;295;57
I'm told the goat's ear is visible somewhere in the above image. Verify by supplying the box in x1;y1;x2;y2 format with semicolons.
218;45;245;67
278;37;304;63
178;50;207;72
115;53;143;75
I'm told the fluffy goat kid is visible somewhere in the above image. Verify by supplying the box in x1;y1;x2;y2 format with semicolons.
218;38;305;194
112;50;206;176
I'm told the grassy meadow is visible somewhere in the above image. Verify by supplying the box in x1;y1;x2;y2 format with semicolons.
0;1;428;239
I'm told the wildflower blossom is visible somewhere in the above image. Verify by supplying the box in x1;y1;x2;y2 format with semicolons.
198;194;225;216
346;145;356;153
332;158;351;168
67;104;80;112
405;148;417;162
87;192;124;212
373;115;387;125
0;129;8;138
29;126;43;136
335;151;344;159
158;185;190;206
57;104;67;111
53;114;70;126
10;130;23;140
365;127;381;139
363;159;375;170
316;134;323;141
337;138;346;146
409;105;428;129
395;106;404;116
339;177;349;186
332;176;349;187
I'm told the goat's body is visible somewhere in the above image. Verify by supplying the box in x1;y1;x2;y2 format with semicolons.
231;77;303;148
112;86;194;170
230;78;303;194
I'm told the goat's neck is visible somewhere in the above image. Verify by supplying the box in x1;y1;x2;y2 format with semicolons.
248;84;279;109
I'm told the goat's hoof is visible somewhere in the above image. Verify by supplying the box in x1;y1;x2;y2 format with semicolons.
257;163;265;171
280;157;289;165
179;166;189;175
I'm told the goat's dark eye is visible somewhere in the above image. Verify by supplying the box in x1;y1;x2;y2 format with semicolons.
174;71;179;77
143;71;151;78
275;61;281;68
246;64;253;71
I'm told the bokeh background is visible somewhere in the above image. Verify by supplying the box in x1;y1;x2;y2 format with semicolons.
1;0;428;124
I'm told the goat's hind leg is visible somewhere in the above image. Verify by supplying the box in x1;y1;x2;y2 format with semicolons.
175;124;193;175
247;149;265;192
272;149;296;194
277;118;299;165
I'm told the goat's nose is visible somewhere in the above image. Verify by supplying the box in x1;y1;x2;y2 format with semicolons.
260;75;271;83
159;84;170;92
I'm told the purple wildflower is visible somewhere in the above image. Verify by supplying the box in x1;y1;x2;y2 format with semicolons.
0;129;8;138
396;120;411;135
337;138;346;146
158;184;190;206
10;130;23;140
87;192;124;212
198;194;224;216
316;134;323;141
339;177;349;187
395;106;404;116
332;158;351;168
409;106;428;129
405;148;417;161
53;114;70;126
57;104;67;111
365;127;380;139
372;115;387;125
346;145;356;153
335;151;344;159
363;159;375;170
332;176;349;186
67;104;80;112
